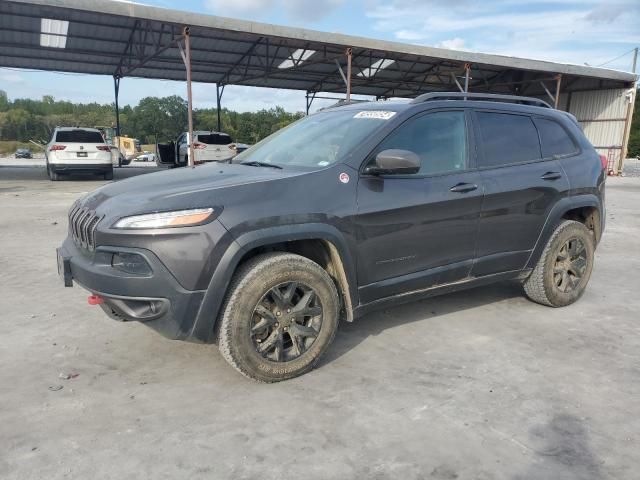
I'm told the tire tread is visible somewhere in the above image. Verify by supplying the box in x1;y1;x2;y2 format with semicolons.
523;220;591;307
217;252;338;382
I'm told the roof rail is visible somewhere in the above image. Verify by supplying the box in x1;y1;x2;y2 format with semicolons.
411;92;552;108
318;99;370;111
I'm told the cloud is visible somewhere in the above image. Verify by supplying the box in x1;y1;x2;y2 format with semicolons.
395;30;425;41
435;37;466;50
366;0;640;70
0;71;23;83
204;0;344;22
280;0;344;21
584;2;628;24
204;0;275;17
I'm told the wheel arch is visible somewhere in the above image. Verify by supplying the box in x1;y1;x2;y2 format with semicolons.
526;194;603;270
189;224;358;343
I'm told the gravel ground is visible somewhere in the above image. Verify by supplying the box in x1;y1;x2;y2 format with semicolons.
1;166;639;480
622;157;640;177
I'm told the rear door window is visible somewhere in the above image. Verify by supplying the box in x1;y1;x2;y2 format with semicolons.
197;134;233;145
475;112;541;167
55;130;104;143
534;117;578;158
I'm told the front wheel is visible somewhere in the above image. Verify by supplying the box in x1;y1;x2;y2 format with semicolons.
523;220;595;307
217;252;340;382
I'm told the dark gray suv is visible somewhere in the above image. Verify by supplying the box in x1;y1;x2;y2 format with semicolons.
57;93;606;382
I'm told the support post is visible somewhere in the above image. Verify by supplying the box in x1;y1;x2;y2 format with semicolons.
113;76;121;137
621;88;636;173
463;63;471;97
346;48;352;102
216;83;222;132
183;26;194;167
305;91;316;115
451;72;464;93
554;74;562;109
540;81;555;105
632;47;638;73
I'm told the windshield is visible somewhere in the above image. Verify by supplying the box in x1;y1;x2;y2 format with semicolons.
234;109;396;168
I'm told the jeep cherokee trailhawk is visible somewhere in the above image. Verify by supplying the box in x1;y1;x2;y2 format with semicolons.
57;93;605;382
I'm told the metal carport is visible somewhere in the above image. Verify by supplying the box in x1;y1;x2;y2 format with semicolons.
1;0;637;170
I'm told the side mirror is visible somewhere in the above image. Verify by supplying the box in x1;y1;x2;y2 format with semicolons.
364;149;421;175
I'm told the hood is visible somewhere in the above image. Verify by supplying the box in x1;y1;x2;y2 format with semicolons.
79;163;305;217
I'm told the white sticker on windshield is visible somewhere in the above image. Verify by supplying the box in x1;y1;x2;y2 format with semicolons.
353;111;397;120
317;160;330;166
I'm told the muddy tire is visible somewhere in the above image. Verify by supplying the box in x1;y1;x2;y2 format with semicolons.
218;252;340;382
523;220;595;307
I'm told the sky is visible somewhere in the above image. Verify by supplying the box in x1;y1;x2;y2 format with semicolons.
1;0;639;113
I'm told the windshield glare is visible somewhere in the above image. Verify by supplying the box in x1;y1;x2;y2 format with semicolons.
234;109;395;168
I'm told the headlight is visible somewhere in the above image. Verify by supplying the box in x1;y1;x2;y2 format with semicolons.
112;208;216;229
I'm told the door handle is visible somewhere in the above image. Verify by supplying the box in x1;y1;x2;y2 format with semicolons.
449;182;478;193
541;171;562;181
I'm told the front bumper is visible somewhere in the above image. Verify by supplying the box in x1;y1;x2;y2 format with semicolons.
57;237;206;341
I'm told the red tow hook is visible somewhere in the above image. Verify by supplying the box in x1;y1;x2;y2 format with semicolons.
88;294;104;305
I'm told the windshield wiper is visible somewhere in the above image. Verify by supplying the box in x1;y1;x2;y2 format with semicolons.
241;161;283;169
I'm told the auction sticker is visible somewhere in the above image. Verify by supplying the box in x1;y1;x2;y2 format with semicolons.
353;111;396;120
339;172;350;184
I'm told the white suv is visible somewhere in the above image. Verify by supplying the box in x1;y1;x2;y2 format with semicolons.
179;131;236;164
46;127;113;181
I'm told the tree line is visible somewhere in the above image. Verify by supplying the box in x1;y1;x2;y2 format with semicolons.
1;89;639;157
0;91;304;145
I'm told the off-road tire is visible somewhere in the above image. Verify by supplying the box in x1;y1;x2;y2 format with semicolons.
104;168;114;180
523;220;595;307
218;252;340;382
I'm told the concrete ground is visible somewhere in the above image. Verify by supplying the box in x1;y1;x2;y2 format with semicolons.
0;165;638;480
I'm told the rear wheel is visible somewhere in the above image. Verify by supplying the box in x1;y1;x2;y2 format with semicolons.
47;164;59;181
218;252;340;382
523;220;594;307
103;168;114;180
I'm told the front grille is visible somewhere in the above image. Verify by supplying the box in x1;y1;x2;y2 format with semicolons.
68;203;102;251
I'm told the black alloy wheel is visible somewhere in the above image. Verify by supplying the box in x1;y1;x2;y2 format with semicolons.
250;282;323;362
553;237;588;293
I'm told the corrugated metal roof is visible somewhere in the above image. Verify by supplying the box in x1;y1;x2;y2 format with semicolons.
0;0;637;97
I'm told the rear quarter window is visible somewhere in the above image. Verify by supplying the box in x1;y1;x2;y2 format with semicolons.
197;134;233;145
55;130;104;143
534;117;578;158
476;111;541;167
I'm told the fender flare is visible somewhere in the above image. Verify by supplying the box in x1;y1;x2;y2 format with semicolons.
188;223;358;343
525;194;602;269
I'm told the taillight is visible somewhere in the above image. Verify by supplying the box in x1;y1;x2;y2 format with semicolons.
49;145;66;151
193;143;206;150
599;154;607;171
97;145;111;151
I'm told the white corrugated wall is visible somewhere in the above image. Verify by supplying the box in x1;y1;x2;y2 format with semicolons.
564;89;635;173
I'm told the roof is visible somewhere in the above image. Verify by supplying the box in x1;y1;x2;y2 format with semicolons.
54;126;101;131
1;0;637;98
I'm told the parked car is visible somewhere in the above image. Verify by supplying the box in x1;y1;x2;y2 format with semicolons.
156;131;236;167
46;127;113;181
135;152;156;162
15;148;32;159
232;143;250;155
57;93;606;382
